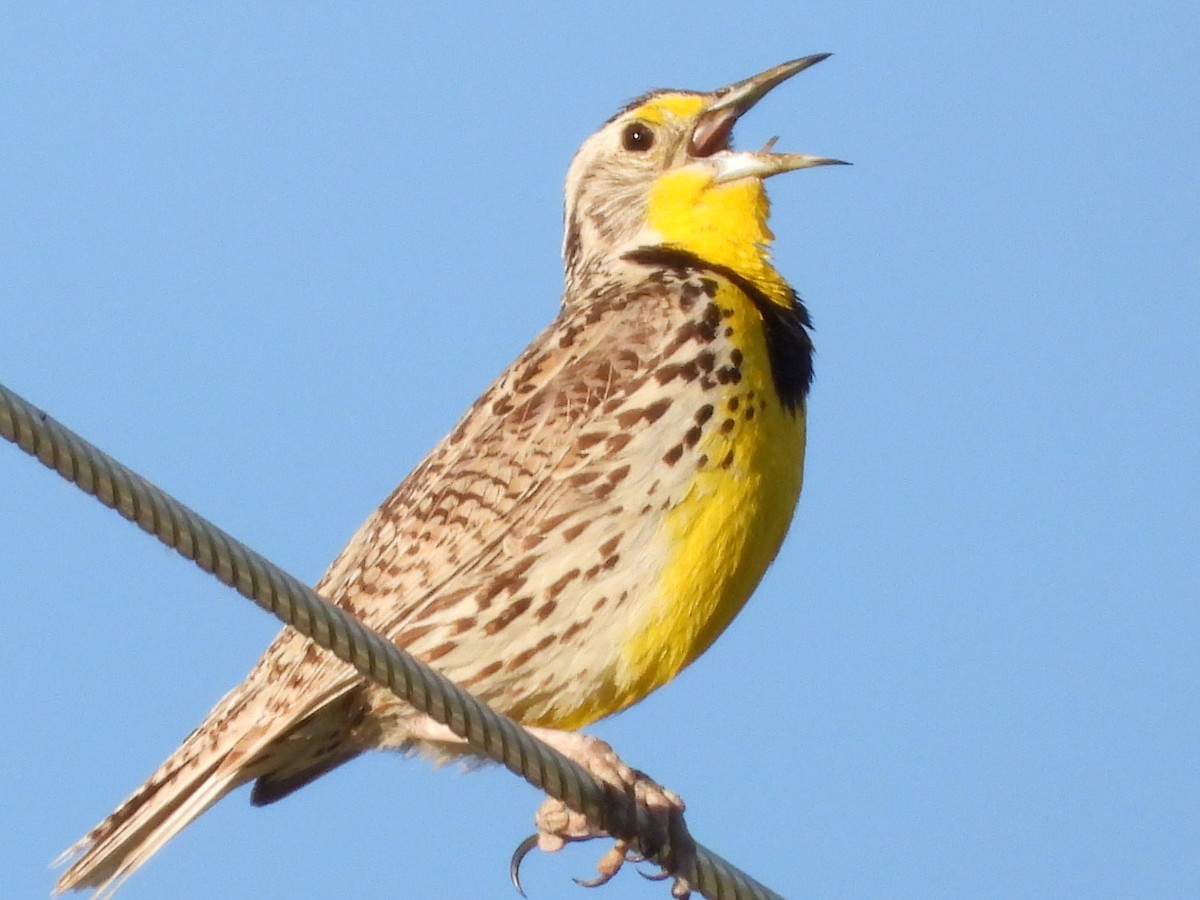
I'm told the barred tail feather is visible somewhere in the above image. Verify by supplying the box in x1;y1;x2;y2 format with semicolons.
54;764;242;897
53;687;271;897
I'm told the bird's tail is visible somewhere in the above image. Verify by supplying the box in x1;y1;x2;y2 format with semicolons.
52;681;272;898
53;646;362;899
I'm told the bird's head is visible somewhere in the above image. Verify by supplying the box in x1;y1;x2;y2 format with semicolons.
562;55;845;305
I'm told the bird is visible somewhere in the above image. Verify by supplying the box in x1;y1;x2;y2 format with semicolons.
54;55;844;898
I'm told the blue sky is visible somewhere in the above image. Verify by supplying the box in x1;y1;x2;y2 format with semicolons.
2;4;1197;898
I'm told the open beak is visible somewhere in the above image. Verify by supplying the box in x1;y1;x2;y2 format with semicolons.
689;54;849;182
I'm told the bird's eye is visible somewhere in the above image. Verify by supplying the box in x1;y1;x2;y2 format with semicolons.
621;122;655;152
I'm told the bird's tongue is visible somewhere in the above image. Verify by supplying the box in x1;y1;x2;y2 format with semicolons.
688;109;737;158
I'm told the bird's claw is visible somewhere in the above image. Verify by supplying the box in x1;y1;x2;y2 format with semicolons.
507;730;697;897
639;865;672;882
510;833;540;897
573;841;634;888
509;818;694;898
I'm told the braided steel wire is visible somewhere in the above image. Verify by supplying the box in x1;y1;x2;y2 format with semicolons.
0;380;785;900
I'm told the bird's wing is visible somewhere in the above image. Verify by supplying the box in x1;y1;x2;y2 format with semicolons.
245;271;686;728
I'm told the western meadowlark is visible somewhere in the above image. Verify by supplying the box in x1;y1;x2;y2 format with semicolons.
55;55;843;898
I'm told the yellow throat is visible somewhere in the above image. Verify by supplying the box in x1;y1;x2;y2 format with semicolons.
648;167;794;310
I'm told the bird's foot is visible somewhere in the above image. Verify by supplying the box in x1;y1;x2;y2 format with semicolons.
509;729;694;898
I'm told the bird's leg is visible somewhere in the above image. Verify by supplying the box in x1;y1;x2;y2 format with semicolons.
512;728;695;898
404;716;695;895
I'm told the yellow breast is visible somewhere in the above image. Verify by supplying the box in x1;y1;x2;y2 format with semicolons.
619;276;805;698
547;162;808;727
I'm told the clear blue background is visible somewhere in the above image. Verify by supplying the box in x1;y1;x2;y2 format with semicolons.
2;4;1196;898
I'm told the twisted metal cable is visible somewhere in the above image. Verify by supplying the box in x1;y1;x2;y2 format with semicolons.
0;380;785;900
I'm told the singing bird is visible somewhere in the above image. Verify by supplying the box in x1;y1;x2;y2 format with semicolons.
56;55;844;897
